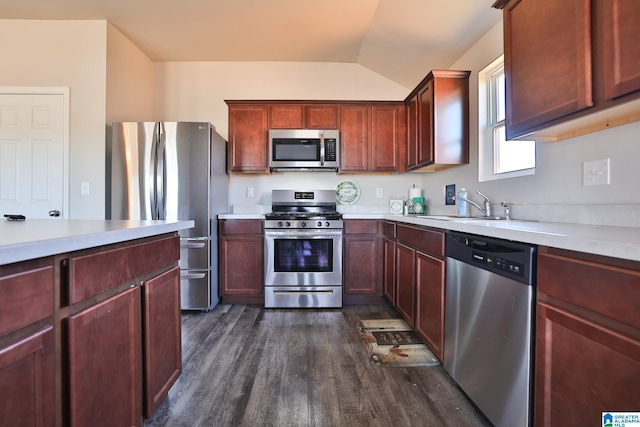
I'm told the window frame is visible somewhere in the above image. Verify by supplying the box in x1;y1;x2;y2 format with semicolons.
478;55;536;182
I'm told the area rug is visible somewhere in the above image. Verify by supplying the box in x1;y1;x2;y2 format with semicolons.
358;319;441;367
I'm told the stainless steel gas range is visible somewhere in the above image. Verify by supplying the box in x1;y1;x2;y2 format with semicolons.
264;190;343;308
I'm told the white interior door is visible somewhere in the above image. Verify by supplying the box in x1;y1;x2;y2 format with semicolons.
0;93;65;219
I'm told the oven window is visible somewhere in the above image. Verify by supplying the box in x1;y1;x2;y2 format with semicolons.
273;238;333;272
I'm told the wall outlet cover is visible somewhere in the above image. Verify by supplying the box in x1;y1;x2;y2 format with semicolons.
445;184;456;205
583;158;610;186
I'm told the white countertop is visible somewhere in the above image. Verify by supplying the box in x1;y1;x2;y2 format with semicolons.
0;219;194;266
219;212;640;262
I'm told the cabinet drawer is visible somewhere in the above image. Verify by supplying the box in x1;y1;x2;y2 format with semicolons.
382;221;396;239
538;252;640;329
68;235;179;304
0;261;54;336
344;220;378;235
396;224;444;256
219;219;263;235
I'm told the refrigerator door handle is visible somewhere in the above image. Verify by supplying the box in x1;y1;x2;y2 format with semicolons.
156;122;167;220
150;123;159;219
181;272;207;280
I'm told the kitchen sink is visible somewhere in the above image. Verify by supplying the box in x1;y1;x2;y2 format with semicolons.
416;215;536;222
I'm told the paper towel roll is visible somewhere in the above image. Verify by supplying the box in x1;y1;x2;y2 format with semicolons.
409;188;422;199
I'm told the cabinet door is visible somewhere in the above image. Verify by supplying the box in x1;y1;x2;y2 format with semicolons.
418;81;434;166
371;105;403;172
270;105;303;129
67;287;142;427
143;267;181;417
503;0;592;139
0;327;54;427
219;236;264;296
343;235;379;295
414;252;445;361
339;105;369;171
406;94;419;170
382;238;396;304
395;244;415;327
602;0;640;100
535;302;640;426
228;105;269;172
305;105;338;129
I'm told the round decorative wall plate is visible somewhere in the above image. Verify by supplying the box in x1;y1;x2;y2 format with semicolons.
389;198;404;214
336;180;361;205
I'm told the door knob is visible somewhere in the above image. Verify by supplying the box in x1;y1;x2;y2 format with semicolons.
48;210;61;217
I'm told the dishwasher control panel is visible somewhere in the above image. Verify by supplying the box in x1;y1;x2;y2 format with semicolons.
472;252;524;278
446;232;536;285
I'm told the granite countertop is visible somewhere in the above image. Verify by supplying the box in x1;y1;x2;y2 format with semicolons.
0;219;194;266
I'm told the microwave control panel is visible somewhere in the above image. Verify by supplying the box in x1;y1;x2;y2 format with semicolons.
325;139;337;161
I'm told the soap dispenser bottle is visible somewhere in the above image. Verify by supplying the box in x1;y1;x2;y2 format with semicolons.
458;188;470;217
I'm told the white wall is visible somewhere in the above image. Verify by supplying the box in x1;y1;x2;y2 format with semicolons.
106;23;155;123
419;21;640;227
0;20;108;219
154;61;419;211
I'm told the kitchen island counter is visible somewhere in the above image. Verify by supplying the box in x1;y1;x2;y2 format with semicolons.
0;218;194;266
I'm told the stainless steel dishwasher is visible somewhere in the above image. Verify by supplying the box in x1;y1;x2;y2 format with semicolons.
444;231;536;427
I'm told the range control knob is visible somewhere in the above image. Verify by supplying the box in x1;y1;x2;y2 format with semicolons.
301;221;307;228
317;221;323;227
285;221;291;228
277;221;283;228
325;221;331;227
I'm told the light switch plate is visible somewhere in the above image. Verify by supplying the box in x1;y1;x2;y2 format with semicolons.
376;187;383;198
583;158;610;186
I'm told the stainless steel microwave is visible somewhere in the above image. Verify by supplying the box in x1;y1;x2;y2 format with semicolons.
269;129;340;171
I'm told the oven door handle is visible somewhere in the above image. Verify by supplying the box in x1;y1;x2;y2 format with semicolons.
264;229;343;238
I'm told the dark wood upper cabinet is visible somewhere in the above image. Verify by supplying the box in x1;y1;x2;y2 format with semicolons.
269;104;338;129
339;105;369;171
601;0;640;100
270;105;303;129
340;103;406;173
227;104;269;173
404;70;470;172
305;105;339;129
495;0;640;141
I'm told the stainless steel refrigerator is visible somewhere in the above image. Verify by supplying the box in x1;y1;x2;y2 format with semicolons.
107;122;228;310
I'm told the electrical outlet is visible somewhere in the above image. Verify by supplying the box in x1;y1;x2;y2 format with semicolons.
376;187;383;198
583;159;610;186
445;184;456;205
81;181;90;195
246;187;254;197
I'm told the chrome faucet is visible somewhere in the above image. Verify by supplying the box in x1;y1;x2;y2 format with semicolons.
501;202;511;220
455;190;492;217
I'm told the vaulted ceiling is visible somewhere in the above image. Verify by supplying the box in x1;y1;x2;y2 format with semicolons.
0;0;502;88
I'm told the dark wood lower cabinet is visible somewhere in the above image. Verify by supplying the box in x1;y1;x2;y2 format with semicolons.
67;287;143;427
0;327;55;427
536;302;640;426
382;237;396;304
414;252;445;361
0;233;181;427
143;267;182;417
395;243;416;327
536;248;640;426
343;220;383;304
394;224;445;360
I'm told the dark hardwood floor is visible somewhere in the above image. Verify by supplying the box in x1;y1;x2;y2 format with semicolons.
144;303;489;427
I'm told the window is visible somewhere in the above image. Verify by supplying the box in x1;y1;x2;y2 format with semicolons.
478;55;535;182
